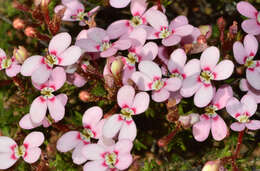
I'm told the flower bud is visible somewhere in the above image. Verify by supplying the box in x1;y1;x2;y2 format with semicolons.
202;160;222;171
13;18;25;30
111;57;124;77
24;27;37;37
178;115;191;129
79;91;91;102
199;25;212;39
13;46;28;63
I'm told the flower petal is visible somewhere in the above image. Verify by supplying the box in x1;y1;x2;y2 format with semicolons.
59;46;82;66
30;96;47;124
48;67;66;90
76;39;99;52
0;137;16;153
237;1;258;18
20;55;43;76
5;63;21;77
230;122;245;132
107;20;130;39
213;60;234;80
82;144;105;160
31;64;51;84
180;73;201;97
168;48;187;72
23;147;41;163
103;114;123;139
110;0;131;8
139;42;158;61
56;93;68;106
233;41;246;64
0;152;17;170
226;97;242;119
164;77;182;92
239;79;249;91
82;106;103;128
83;160;107;171
246;69;260;90
138;60;161;79
72;142;87;165
169;16;188;30
241;94;257;116
118;121;137;141
192;115;211;142
162;34;181;46
131;71;152;91
244;34;258;57
113;39;131;50
23;132;44;148
241;19;260;35
19;114;42;130
145;9;168;30
115;154;133;170
212;85;233;110
200;46;220;70
114;139;133;155
194;85;214;108
131;0;147;16
151;88;170;102
211;115;228;141
47;97;65;122
56;131;81;152
117;85;135;108
183;59;201;77
100;47;118;57
174;24;194;36
49;32;72;55
131;92;150;114
245;120;260;130
128;28;147;47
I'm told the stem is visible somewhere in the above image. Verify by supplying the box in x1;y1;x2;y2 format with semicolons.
157;0;163;11
157;122;181;147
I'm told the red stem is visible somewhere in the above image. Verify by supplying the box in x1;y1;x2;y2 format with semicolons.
157;0;163;12
157;122;181;147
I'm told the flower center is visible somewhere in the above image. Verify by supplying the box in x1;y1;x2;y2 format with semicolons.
151;79;165;91
100;41;111;51
71;9;87;21
79;132;91;143
82;128;94;139
121;107;135;120
1;58;12;69
126;52;139;66
159;27;171;39
205;105;218;117
200;70;214;84
236;113;250;123
45;54;58;68
14;145;26;158
171;72;184;80
41;87;54;99
130;16;143;27
244;56;256;68
104;152;117;168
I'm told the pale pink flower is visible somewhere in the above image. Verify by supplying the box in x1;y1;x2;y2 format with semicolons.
29;67;67;124
82;139;133;170
226;95;260;132
239;78;260;103
131;61;182;102
109;0;131;8
145;10;194;46
55;0;100;26
56;106;105;165
180;46;234;107
237;1;260;35
19;94;68;130
21;32;81;84
0;48;21;77
103;85;149;141
0;132;44;170
76;27;131;58
233;34;260;90
192;85;233;142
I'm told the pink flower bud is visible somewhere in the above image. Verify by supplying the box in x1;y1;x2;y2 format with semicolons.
13;46;28;63
79;91;91;102
178;115;191;129
24;27;37;37
111;57;124;76
199;25;212;39
13;18;25;30
202;160;222;171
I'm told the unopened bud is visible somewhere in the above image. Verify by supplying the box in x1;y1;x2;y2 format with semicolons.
178;115;191;129
111;57;124;76
13;18;25;30
202;160;222;171
79;91;91;102
24;27;37;37
199;25;212;39
13;46;28;63
217;17;226;31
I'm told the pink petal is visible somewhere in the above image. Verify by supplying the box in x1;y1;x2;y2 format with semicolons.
248;91;260;104
241;19;260;35
169;16;189;30
86;27;108;43
200;46;220;70
138;60;161;79
75;39;99;52
5;63;21;77
113;39;131;50
72;142;87;165
47;97;65;122
237;1;258;18
88;6;100;16
180;74;201;97
233;41;246;64
100;47;117;57
244;34;258;56
97;136;115;147
54;5;65;13
241;94;257;116
131;92;150;114
48;67;66;90
30;96;47;124
92;119;105;139
162;34;181;46
115;154;133;170
118;121;137;141
183;59;201;77
131;71;152;91
226;97;242;119
23;147;41;163
49;32;72;55
56;93;68;106
117;85;135;108
20;55;43;76
174;24;194;36
0;137;16;153
82;106;103;128
128;27;147;47
145;9;168;30
19;114;42;130
212;85;233;110
239;78;249;91
31;64;51;84
122;66;135;85
245;120;260;130
103;114;123;139
168;48;187;72
0;153;17;169
107;20;130;39
211;115;228;141
169;91;183;105
230;122;245;132
192;115;211;142
0;48;6;58
213;60;234;80
139;42;158;60
115;139;133;154
59;46;82;66
23;132;44;148
56;131;81;152
246;69;260;90
164;77;182;92
82;144;105;160
83;160;107;171
194;85;214;107
151;88;170;102
110;0;131;8
131;0;147;16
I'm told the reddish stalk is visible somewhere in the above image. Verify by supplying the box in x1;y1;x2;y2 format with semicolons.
157;122;181;147
157;0;163;12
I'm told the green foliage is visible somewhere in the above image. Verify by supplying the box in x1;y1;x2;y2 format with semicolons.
142;159;160;171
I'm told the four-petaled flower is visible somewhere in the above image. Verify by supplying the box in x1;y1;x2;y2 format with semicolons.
0;48;21;77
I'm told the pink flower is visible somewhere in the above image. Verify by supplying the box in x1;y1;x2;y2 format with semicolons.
29;67;67;124
103;85;149;141
180;46;234;107
19;94;68;130
192;85;233;142
55;0;100;26
226;95;260;132
21;32;81;84
233;34;260;90
0;48;21;77
56;106;104;165
240;78;260;103
76;27;131;58
131;61;182;102
237;1;260;35
145;10;194;46
0;132;44;170
109;0;131;8
82;139;133;170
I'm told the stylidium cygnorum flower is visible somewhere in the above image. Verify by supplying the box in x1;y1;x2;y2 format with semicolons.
0;48;21;77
